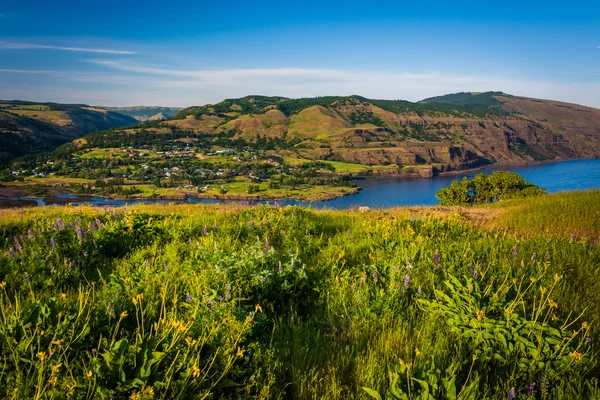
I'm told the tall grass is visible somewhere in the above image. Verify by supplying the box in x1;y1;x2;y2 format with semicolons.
0;192;599;399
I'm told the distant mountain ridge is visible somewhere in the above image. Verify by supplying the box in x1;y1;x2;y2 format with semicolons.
0;101;137;163
6;92;600;176
155;92;599;174
107;106;183;121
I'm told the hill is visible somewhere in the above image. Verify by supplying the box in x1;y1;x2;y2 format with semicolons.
2;92;598;203
0;101;137;163
107;106;183;121
1;191;599;398
165;92;600;174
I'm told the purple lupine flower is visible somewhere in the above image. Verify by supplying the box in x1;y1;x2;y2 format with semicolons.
24;273;31;282
9;249;15;258
512;246;518;259
57;219;64;229
529;383;537;395
521;260;525;268
70;222;74;228
278;261;283;273
473;272;480;280
417;286;422;294
247;221;254;227
27;229;33;239
213;223;218;232
265;238;270;251
571;233;577;242
113;210;119;220
217;296;223;302
50;238;56;248
95;219;101;229
186;293;193;303
20;235;25;243
206;297;215;307
163;262;169;271
37;228;42;234
347;230;351;236
433;252;440;266
371;267;377;279
14;243;22;252
259;221;263;228
403;274;411;289
76;227;82;240
203;226;208;235
107;302;115;316
507;387;516;399
586;337;592;343
89;222;96;232
13;236;18;244
469;264;474;274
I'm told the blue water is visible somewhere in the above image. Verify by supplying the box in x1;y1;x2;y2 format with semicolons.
7;159;600;209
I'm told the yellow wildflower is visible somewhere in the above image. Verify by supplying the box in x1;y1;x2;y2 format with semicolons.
120;311;129;319
583;321;591;330
37;352;46;362
476;310;485;320
415;348;421;357
52;339;64;346
59;293;67;300
84;370;93;380
51;363;62;373
255;304;263;313
48;376;58;387
130;392;142;400
237;346;245;358
0;281;6;289
142;387;155;398
192;363;201;378
569;351;582;360
548;299;558;309
406;362;413;369
185;337;197;346
554;273;561;282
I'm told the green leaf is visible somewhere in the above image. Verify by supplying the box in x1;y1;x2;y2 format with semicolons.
362;387;383;400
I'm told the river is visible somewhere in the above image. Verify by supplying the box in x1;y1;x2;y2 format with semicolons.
4;159;600;209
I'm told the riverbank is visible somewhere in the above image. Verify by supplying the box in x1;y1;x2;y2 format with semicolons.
1;158;598;209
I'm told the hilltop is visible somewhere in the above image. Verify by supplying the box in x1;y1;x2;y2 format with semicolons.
164;92;600;174
0;101;137;163
0;190;599;398
106;106;183;121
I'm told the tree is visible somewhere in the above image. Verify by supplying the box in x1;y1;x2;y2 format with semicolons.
436;171;546;206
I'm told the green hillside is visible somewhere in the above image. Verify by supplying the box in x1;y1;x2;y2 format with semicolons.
0;101;136;163
0;191;599;398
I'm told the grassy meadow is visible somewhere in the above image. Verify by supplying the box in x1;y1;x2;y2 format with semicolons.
1;191;599;399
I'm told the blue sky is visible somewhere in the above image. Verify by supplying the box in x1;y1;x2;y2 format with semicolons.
1;0;599;107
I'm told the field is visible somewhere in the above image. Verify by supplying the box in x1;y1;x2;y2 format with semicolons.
0;191;599;399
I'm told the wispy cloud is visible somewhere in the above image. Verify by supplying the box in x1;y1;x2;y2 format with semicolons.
84;59;600;108
0;41;137;54
0;68;57;74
